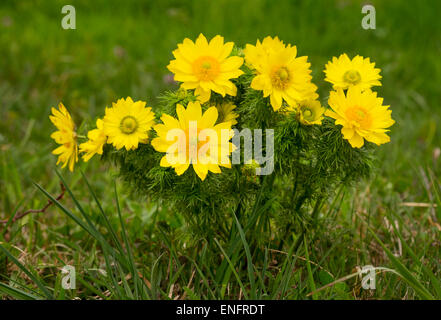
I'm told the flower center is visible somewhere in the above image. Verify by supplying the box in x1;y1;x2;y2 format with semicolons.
187;128;203;149
189;134;200;147
120;116;138;134
302;108;314;121
271;66;290;89
346;106;371;128
192;56;221;81
343;70;361;85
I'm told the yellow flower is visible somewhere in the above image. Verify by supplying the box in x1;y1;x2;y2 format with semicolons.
294;99;325;125
244;36;286;70
216;101;239;125
151;101;235;181
103;97;155;151
49;102;78;172
324;53;382;91
79;119;107;161
246;37;318;111
167;34;244;103
325;87;395;148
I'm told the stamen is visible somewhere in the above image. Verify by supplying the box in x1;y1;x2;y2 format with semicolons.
343;70;361;85
302;108;315;121
271;66;290;89
120;116;138;134
346;106;371;128
193;56;220;81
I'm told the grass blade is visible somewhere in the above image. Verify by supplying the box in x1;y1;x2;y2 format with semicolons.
0;242;53;299
232;211;256;299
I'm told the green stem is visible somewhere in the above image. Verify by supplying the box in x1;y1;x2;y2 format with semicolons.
311;195;324;227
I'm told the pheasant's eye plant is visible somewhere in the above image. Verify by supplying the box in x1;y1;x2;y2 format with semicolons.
49;34;395;241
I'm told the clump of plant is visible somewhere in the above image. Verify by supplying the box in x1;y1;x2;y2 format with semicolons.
49;34;395;245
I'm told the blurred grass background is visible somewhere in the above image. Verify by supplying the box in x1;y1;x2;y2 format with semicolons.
0;0;441;299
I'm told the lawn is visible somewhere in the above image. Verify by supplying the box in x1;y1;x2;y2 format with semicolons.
0;0;441;300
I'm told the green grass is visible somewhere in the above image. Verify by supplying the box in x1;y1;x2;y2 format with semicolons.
1;0;441;300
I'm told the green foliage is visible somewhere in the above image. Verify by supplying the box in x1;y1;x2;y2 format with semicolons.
1;0;441;301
